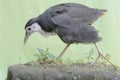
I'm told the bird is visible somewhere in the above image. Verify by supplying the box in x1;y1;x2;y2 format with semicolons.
24;3;114;66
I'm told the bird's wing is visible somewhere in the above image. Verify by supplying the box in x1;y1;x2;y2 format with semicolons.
51;14;102;43
49;3;107;25
51;13;81;43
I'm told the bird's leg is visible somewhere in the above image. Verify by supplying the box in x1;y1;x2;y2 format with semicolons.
58;44;71;58
94;42;115;66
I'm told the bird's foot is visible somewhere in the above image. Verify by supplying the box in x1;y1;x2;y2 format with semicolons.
95;52;117;70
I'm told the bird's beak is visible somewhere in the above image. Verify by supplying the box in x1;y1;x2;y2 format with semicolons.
24;32;31;44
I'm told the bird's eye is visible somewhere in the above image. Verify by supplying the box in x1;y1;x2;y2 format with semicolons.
27;28;31;30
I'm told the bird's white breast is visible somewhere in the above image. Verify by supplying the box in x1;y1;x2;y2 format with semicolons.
32;23;56;37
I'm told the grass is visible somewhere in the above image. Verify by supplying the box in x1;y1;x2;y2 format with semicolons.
34;48;118;67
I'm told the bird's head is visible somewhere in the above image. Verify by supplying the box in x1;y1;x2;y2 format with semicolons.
24;18;41;44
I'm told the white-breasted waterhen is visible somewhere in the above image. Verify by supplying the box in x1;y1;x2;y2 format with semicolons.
24;3;115;66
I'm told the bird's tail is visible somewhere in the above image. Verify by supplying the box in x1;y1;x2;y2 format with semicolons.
99;9;107;12
97;9;107;18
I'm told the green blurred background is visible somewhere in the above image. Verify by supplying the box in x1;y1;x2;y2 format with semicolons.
0;0;120;79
